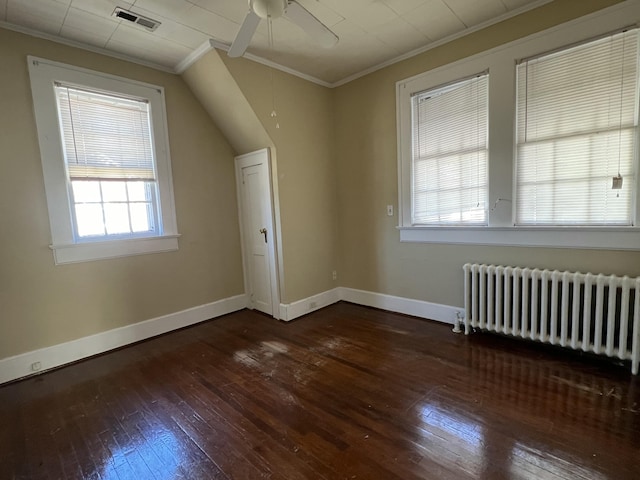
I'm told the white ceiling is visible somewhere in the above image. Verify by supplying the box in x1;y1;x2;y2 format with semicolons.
1;0;549;85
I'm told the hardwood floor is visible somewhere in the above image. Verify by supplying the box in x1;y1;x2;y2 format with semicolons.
1;302;639;479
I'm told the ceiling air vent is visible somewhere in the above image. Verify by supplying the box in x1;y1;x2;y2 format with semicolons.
112;7;161;32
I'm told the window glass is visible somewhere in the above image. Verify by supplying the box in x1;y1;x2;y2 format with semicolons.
516;30;638;225
410;73;489;225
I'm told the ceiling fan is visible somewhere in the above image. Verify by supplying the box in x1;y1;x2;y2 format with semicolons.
228;0;339;58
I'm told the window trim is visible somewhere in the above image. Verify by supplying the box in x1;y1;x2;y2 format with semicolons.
398;226;640;251
28;56;180;264
396;2;640;250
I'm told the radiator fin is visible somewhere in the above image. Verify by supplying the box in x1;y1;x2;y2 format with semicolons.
463;263;640;375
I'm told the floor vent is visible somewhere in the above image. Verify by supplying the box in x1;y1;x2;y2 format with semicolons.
112;7;161;32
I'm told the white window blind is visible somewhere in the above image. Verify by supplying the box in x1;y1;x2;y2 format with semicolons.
55;84;156;180
516;29;639;226
55;84;159;239
411;73;488;225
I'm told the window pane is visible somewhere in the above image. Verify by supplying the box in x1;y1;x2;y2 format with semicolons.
104;203;130;234
517;131;634;225
71;180;158;238
75;204;105;237
72;180;101;203
127;181;148;202
56;85;156;180
516;29;638;225
129;203;152;233
411;73;488;226
101;181;127;202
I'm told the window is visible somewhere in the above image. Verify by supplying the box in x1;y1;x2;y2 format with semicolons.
396;2;640;250
57;86;160;239
516;30;638;226
28;57;179;264
411;73;488;225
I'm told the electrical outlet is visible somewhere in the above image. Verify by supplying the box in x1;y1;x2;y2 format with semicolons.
31;362;41;372
332;270;337;280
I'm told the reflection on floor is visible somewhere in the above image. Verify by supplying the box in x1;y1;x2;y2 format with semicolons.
1;302;638;479
101;429;181;480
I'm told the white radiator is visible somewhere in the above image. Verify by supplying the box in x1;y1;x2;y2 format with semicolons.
463;263;640;375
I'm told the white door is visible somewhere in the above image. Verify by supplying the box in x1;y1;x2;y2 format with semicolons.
235;149;279;317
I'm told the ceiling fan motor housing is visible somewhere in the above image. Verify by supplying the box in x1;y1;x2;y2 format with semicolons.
250;0;287;19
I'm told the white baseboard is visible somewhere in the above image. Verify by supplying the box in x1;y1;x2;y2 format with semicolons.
279;288;341;321
339;287;462;325
279;286;461;325
2;288;461;384
0;294;248;385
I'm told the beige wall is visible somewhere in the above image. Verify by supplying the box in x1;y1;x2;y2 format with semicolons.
333;0;640;308
218;55;339;303
182;49;273;155
3;0;639;364
0;28;244;360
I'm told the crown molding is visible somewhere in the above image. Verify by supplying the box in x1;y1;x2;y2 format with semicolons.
176;38;332;88
330;0;554;87
2;0;612;90
174;38;220;74
0;21;174;74
177;0;553;88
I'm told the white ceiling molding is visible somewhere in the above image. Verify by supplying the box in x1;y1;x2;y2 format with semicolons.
176;0;554;88
0;21;174;74
174;39;220;74
1;0;605;90
330;0;554;87
1;19;330;87
241;50;333;88
175;38;332;87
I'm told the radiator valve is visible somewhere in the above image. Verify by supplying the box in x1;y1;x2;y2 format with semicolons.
453;311;464;333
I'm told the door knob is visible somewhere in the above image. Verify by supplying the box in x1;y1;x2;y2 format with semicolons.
259;228;267;243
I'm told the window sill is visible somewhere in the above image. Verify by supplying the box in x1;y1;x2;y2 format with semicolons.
398;226;640;251
50;235;180;264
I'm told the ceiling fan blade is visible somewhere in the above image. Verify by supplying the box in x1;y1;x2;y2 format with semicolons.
284;1;338;48
228;10;261;57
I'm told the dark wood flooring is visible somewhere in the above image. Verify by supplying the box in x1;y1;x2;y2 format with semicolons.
1;302;639;479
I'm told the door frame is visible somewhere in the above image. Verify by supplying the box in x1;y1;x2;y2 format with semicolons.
234;148;281;319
